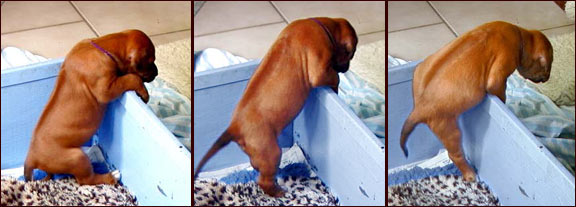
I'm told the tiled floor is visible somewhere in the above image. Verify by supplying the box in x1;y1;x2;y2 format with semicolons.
389;1;575;61
1;1;191;59
196;1;574;61
194;1;386;59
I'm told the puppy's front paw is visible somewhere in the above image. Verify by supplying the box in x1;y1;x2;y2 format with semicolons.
136;87;150;103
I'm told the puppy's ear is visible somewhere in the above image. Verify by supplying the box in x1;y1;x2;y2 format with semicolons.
538;55;551;72
538;55;546;67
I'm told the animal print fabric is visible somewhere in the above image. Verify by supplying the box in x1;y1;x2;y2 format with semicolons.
1;176;137;206
388;175;499;206
194;176;337;206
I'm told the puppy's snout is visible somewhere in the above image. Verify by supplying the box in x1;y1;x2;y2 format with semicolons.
142;64;158;82
531;76;549;83
538;72;551;83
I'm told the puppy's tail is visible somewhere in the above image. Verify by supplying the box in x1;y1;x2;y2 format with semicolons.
194;130;234;180
400;111;421;157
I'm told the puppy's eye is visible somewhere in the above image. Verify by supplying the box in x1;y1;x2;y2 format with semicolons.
346;49;355;58
341;48;350;55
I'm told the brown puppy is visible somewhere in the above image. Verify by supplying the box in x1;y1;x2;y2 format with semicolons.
400;21;552;182
194;17;358;197
24;29;158;185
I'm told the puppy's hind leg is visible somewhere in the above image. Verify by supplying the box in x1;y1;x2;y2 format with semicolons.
428;116;476;182
255;144;284;197
65;148;117;185
24;155;53;182
24;158;35;181
244;130;284;197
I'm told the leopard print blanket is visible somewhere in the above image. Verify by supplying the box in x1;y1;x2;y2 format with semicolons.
194;176;337;206
388;175;500;206
1;176;137;206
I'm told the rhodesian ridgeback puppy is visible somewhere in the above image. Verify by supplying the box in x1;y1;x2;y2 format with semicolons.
24;29;158;185
401;21;552;182
194;17;358;197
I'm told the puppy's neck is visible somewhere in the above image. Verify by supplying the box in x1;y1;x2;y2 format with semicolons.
91;38;128;73
91;41;118;64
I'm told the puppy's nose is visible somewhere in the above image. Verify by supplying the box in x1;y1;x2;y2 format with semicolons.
334;63;349;73
143;74;156;82
534;77;548;83
143;64;158;82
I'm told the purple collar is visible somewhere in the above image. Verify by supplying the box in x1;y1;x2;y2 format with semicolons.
90;41;118;64
310;18;337;49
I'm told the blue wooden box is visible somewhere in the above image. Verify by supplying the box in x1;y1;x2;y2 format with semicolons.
388;61;575;206
0;59;191;206
194;60;386;205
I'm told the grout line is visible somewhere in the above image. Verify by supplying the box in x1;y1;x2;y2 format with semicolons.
427;1;459;37
149;29;191;37
269;1;290;24
539;24;576;31
358;29;387;36
194;1;205;18
69;1;100;37
387;22;444;34
0;21;84;35
194;21;285;38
